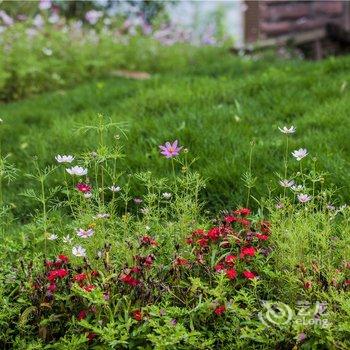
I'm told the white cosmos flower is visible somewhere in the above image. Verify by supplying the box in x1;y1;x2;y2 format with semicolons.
276;202;284;209
109;185;121;192
140;208;149;215
66;166;88;176
63;234;73;244
93;213;110;219
76;228;94;238
72;245;86;257
84;192;92;199
297;194;312;203
278;126;296;134
55;154;74;163
279;179;295;188
339;204;347;211
162;192;172;199
42;47;53;56
291;184;304;192
292;148;308;161
48;233;58;240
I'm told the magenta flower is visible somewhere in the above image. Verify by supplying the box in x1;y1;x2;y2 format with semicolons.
159;140;182;158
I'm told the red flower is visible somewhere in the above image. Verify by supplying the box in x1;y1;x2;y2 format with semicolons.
234;208;251;216
255;233;268;241
77;310;87;321
45;260;54;268
57;254;69;264
73;273;87;282
54;260;63;268
304;281;312;289
87;332;96;342
174;257;188;266
121;274;140;286
84;285;95;292
224;215;237;223
226;269;237;280
214;305;226;315
48;269;68;282
130;266;141;274
214;264;225;272
76;183;92;193
225;254;237;265
140;235;158;247
56;269;68;278
344;280;350;286
193;229;205;236
260;221;271;233
91;270;99;277
186;237;193;245
144;254;154;267
236;217;251;226
207;227;220;240
243;270;256;279
240;246;256;259
197;238;208;247
132;309;142;321
48;283;56;293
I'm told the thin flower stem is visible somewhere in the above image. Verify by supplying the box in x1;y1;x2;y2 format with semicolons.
99;116;105;208
39;174;47;257
283;136;289;197
300;161;304;185
171;158;177;194
246;142;254;208
0;141;2;208
63;169;76;219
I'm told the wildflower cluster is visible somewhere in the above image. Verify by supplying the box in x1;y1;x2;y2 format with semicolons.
34;254;100;298
186;208;271;293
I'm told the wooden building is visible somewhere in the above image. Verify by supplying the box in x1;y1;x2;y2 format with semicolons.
243;0;350;58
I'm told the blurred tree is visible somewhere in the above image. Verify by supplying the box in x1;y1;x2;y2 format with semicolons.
0;0;176;24
57;1;103;19
112;0;176;24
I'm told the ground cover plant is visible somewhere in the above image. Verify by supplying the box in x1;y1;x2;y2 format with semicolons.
1;114;350;349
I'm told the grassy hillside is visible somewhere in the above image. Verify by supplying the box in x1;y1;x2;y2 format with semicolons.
2;50;350;218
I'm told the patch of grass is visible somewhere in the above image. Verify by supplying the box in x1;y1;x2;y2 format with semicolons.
2;49;350;218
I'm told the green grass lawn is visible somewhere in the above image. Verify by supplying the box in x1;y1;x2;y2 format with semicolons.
2;49;350;218
2;43;350;349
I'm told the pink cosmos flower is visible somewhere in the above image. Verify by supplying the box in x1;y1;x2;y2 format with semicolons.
159;140;182;158
297;194;312;203
134;198;142;205
76;183;91;193
39;0;52;10
76;228;94;238
85;10;103;25
0;11;14;26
